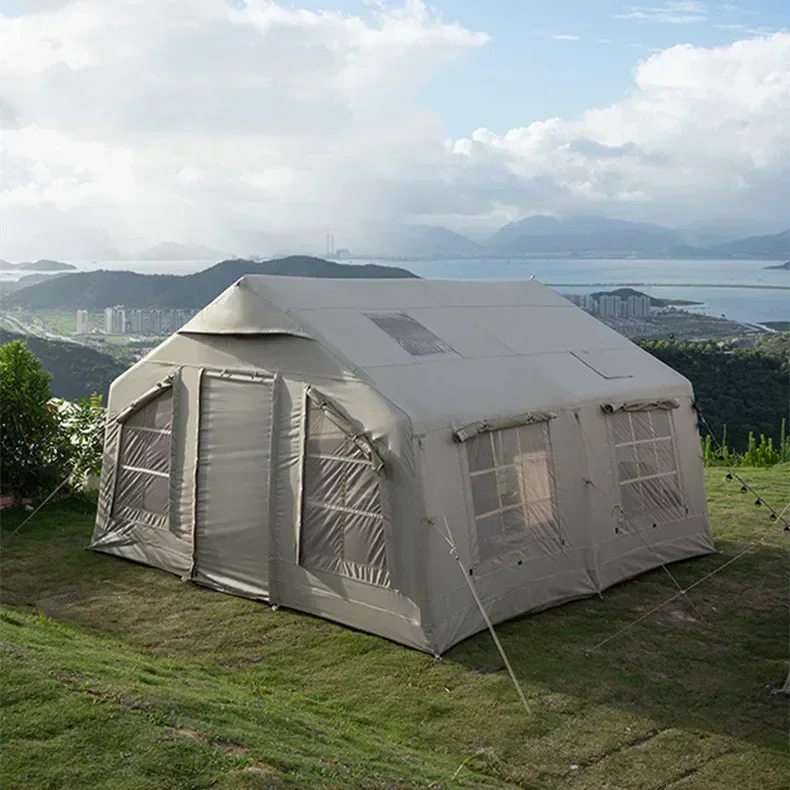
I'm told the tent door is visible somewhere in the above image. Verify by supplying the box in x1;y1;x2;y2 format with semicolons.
193;371;274;599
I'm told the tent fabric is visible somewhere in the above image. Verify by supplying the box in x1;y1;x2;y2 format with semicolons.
91;275;714;654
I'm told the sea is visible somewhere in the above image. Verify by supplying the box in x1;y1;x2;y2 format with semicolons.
2;257;788;325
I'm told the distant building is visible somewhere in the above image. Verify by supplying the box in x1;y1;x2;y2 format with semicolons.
104;305;126;334
76;310;90;334
597;294;619;318
625;294;651;318
564;294;595;312
103;306;197;336
565;292;652;320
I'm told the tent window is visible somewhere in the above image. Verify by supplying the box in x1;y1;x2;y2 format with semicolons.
300;400;389;584
466;422;559;563
611;409;685;527
113;388;173;529
365;312;456;357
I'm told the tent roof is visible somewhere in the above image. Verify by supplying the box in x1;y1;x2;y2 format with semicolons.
179;275;690;431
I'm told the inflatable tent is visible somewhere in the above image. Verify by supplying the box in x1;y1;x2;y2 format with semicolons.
91;276;714;654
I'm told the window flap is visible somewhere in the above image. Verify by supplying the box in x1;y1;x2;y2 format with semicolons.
115;374;176;424
305;387;385;473
571;350;633;379
601;398;680;414
453;411;556;443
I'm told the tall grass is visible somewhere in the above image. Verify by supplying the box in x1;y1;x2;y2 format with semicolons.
702;418;790;467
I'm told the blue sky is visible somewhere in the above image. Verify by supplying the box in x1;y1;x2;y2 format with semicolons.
1;0;785;136
419;0;788;134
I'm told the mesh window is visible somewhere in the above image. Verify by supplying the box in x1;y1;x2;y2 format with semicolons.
113;388;173;529
300;400;389;585
365;312;456;357
611;409;685;528
465;422;559;563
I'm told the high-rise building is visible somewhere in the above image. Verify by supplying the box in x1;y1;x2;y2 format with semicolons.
104;305;127;334
597;294;619;318
76;310;90;334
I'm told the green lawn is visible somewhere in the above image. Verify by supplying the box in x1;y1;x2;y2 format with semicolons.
1;468;788;789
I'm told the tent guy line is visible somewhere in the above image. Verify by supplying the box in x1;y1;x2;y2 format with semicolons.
588;519;784;654
438;515;533;716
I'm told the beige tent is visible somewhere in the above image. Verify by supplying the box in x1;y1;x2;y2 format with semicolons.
91;275;714;654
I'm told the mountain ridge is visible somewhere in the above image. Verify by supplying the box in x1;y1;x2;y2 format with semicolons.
3;255;417;311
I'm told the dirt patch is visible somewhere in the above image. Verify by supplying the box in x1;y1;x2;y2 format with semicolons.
174;728;251;758
176;727;204;741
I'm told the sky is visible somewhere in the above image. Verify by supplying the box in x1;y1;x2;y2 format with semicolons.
1;0;788;258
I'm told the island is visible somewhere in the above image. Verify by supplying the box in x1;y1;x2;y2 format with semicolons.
590;287;703;308
764;261;790;270
0;259;77;272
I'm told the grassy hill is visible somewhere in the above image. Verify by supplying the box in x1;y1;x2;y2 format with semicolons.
1;468;787;789
3;256;417;311
0;329;127;401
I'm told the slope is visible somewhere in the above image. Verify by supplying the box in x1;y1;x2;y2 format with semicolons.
3;256;417;311
1;468;787;789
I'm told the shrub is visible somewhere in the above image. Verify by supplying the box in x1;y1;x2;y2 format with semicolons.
0;341;72;502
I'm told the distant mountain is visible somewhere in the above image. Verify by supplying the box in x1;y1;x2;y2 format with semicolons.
710;230;790;259
0;259;76;272
487;215;681;256
363;225;483;258
670;230;790;260
0;273;67;299
0;329;127;401
138;242;231;261
3;256;417;311
765;260;790;270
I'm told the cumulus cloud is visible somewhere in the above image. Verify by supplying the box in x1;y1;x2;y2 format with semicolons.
0;0;789;258
453;33;790;226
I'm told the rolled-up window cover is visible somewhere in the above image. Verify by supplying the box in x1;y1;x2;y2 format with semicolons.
452;410;556;443
600;398;680;414
305;386;385;473
115;374;176;424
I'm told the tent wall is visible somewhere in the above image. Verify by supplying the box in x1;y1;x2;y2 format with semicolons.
92;332;435;652
416;392;712;654
266;378;431;652
93;362;196;577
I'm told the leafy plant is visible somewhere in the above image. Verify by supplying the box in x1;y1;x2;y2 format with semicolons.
53;392;106;489
0;340;72;502
701;419;789;467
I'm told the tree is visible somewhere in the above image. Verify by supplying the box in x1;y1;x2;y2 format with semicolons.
0;341;71;503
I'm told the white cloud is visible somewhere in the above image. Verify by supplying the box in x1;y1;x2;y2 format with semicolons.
616;2;708;24
0;1;789;258
451;33;790;228
550;34;581;41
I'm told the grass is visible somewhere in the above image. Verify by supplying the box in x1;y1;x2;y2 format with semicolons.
1;468;788;789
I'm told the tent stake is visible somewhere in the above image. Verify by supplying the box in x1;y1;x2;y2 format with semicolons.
441;516;533;716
